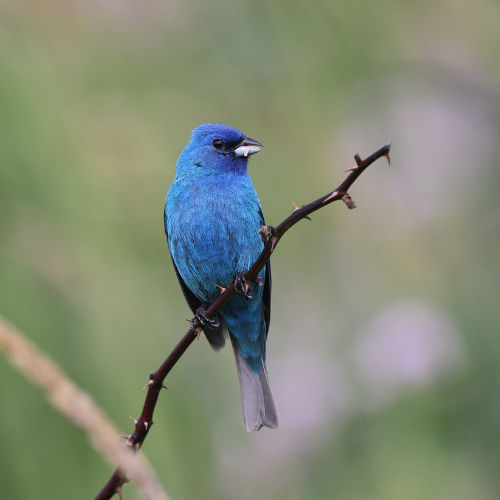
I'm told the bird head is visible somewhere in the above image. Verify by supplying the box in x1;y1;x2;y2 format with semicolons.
177;123;263;176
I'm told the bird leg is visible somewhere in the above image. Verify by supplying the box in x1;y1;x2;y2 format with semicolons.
191;306;220;331
233;272;253;300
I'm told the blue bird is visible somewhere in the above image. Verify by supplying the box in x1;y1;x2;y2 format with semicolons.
164;123;278;431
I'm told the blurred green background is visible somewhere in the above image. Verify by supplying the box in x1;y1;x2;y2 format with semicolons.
1;1;499;499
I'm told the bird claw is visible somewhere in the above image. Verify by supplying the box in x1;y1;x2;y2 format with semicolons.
233;272;253;299
258;225;274;240
258;225;279;250
192;306;220;331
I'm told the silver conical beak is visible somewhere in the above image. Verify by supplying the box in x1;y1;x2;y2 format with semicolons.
234;137;263;157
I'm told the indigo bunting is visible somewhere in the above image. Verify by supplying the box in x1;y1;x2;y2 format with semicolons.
164;123;278;431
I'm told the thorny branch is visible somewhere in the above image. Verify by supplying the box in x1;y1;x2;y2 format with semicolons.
95;142;391;500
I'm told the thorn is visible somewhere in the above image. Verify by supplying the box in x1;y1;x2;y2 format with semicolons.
143;380;154;390
354;153;363;167
144;421;149;430
119;434;133;447
291;201;310;219
384;150;391;166
323;190;339;203
129;416;138;425
195;328;202;341
344;165;359;172
185;318;191;322
144;378;167;390
216;284;226;294
116;484;123;500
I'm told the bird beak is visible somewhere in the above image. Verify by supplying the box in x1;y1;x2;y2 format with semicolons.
234;137;263;157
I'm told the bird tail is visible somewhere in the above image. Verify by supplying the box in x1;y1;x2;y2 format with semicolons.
204;327;226;352
231;338;279;432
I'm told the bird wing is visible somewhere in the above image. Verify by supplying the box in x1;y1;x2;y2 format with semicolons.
170;255;202;315
258;207;272;338
164;206;226;351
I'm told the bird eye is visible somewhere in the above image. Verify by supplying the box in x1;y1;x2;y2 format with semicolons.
212;138;225;150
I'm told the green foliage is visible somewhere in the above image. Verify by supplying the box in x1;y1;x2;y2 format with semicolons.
1;1;499;498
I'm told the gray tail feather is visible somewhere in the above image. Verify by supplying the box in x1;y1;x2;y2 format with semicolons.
231;338;279;432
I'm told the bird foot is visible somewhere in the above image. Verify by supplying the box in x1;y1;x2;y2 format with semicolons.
258;225;279;250
191;306;220;331
233;272;253;300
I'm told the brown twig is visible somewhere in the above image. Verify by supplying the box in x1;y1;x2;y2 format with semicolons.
0;315;168;500
95;142;391;499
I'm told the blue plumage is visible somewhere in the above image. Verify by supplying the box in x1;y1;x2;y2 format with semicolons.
164;124;278;431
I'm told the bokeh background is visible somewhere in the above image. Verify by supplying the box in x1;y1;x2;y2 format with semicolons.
1;1;499;499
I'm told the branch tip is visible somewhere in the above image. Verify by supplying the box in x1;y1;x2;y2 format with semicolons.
216;284;226;294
